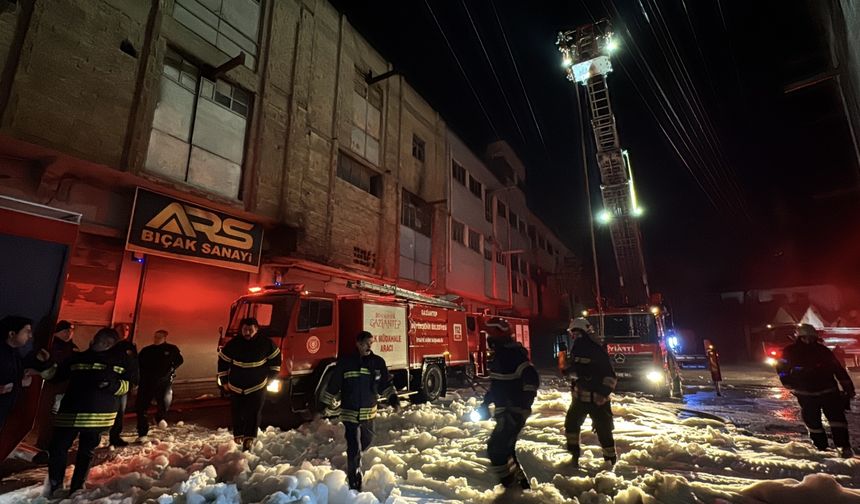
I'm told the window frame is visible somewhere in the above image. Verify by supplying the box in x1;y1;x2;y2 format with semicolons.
452;160;466;185
297;298;334;332
412;134;426;162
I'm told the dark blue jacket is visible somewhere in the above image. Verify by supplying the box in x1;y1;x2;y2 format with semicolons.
322;352;396;423
482;340;539;416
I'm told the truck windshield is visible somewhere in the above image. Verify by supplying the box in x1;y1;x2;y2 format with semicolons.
227;294;296;340
588;314;658;343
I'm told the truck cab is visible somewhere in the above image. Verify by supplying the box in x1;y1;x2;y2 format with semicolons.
586;305;682;397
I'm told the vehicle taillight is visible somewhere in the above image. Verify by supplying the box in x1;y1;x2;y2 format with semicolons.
770;350;777;356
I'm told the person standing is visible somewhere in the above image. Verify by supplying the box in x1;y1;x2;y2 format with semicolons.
777;323;856;457
320;331;400;491
0;316;53;430
563;317;618;467
34;321;79;456
217;318;280;451
47;327;131;496
108;323;138;447
136;329;183;439
475;318;539;491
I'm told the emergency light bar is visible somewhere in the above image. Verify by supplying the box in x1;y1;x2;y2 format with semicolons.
248;283;305;293
346;280;463;311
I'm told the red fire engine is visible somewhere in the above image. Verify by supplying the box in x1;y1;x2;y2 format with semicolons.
219;280;471;425
585;305;682;397
465;313;531;377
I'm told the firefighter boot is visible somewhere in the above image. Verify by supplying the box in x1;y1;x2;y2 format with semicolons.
567;443;581;468
348;470;362;491
842;446;854;459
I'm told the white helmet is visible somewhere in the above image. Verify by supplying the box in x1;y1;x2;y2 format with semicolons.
568;317;593;334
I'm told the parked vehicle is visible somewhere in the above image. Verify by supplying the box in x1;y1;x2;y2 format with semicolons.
219;280;470;425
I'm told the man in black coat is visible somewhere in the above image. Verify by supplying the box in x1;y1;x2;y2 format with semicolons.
136;329;183;438
476;317;539;491
777;323;856;457
0;316;53;430
218;317;280;451
321;330;400;491
564;317;618;467
35;320;80;455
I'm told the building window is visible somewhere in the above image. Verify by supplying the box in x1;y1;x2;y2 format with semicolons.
337;151;382;197
522;279;529;297
400;190;432;284
468;175;482;199
495;250;507;265
412;134;426;162
510;255;519;272
512;275;519;294
509;211;518;231
484;237;493;261
171;0;262;70
452;219;465;244
297;299;334;331
497;201;507;219
548;242;554;255
468;229;481;253
145;48;252;200
351;69;382;165
484;189;494;223
518;219;526;235
538;235;546;250
520;260;528;275
452;161;467;185
401;190;432;236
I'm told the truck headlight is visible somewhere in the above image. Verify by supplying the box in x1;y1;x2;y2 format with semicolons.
267;379;282;393
765;357;777;367
645;370;663;383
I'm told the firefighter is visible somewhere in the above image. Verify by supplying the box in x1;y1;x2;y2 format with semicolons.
136;329;184;439
777;323;855;457
563;317;618;467
704;339;723;397
475;317;539;491
320;330;399;491
108;324;138;447
47;327;132;496
217;317;280;451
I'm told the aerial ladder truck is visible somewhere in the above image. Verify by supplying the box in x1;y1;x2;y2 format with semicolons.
557;21;683;396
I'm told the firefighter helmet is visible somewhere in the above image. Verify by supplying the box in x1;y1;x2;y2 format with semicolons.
568;317;593;334
795;323;818;339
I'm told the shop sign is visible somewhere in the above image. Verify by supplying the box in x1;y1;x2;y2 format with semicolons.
126;188;263;273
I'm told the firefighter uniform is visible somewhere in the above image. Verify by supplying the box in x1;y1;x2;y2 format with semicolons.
320;351;397;490
564;331;618;465
480;340;539;489
778;337;855;452
108;339;139;445
217;333;280;441
47;348;132;493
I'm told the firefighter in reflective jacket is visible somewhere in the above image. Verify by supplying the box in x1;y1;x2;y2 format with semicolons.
321;330;399;491
217;317;280;451
564;317;618;467
777;323;856;458
475;317;539;490
47;328;131;496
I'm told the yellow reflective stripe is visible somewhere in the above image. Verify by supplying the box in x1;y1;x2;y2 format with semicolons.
70;363;108;371
226;380;268;394
218;351;232;363
267;348;281;360
339;406;378;422
216;371;228;377
55;412;117;428
489;361;533;381
269;366;281;372
113;366;125;374
321;391;338;405
115;380;130;396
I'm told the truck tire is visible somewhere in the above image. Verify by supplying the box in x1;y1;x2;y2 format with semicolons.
414;364;445;403
314;368;341;416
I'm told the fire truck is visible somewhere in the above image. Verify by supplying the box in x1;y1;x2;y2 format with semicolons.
465;313;531;377
219;280;470;425
585;305;682;397
762;324;860;368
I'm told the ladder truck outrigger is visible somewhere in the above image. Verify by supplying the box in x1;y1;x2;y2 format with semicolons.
558;21;682;397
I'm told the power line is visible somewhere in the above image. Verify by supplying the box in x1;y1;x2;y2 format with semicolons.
422;0;500;139
488;1;550;157
460;0;526;144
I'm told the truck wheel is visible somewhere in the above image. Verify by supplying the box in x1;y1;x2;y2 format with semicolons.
314;368;341;416
415;364;445;403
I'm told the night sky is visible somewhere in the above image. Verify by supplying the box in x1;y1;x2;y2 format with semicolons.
329;0;860;341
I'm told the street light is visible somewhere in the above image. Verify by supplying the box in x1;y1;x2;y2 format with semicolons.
632;206;644;217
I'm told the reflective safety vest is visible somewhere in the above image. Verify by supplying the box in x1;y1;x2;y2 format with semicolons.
217;334;281;395
321;352;396;423
52;350;132;428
